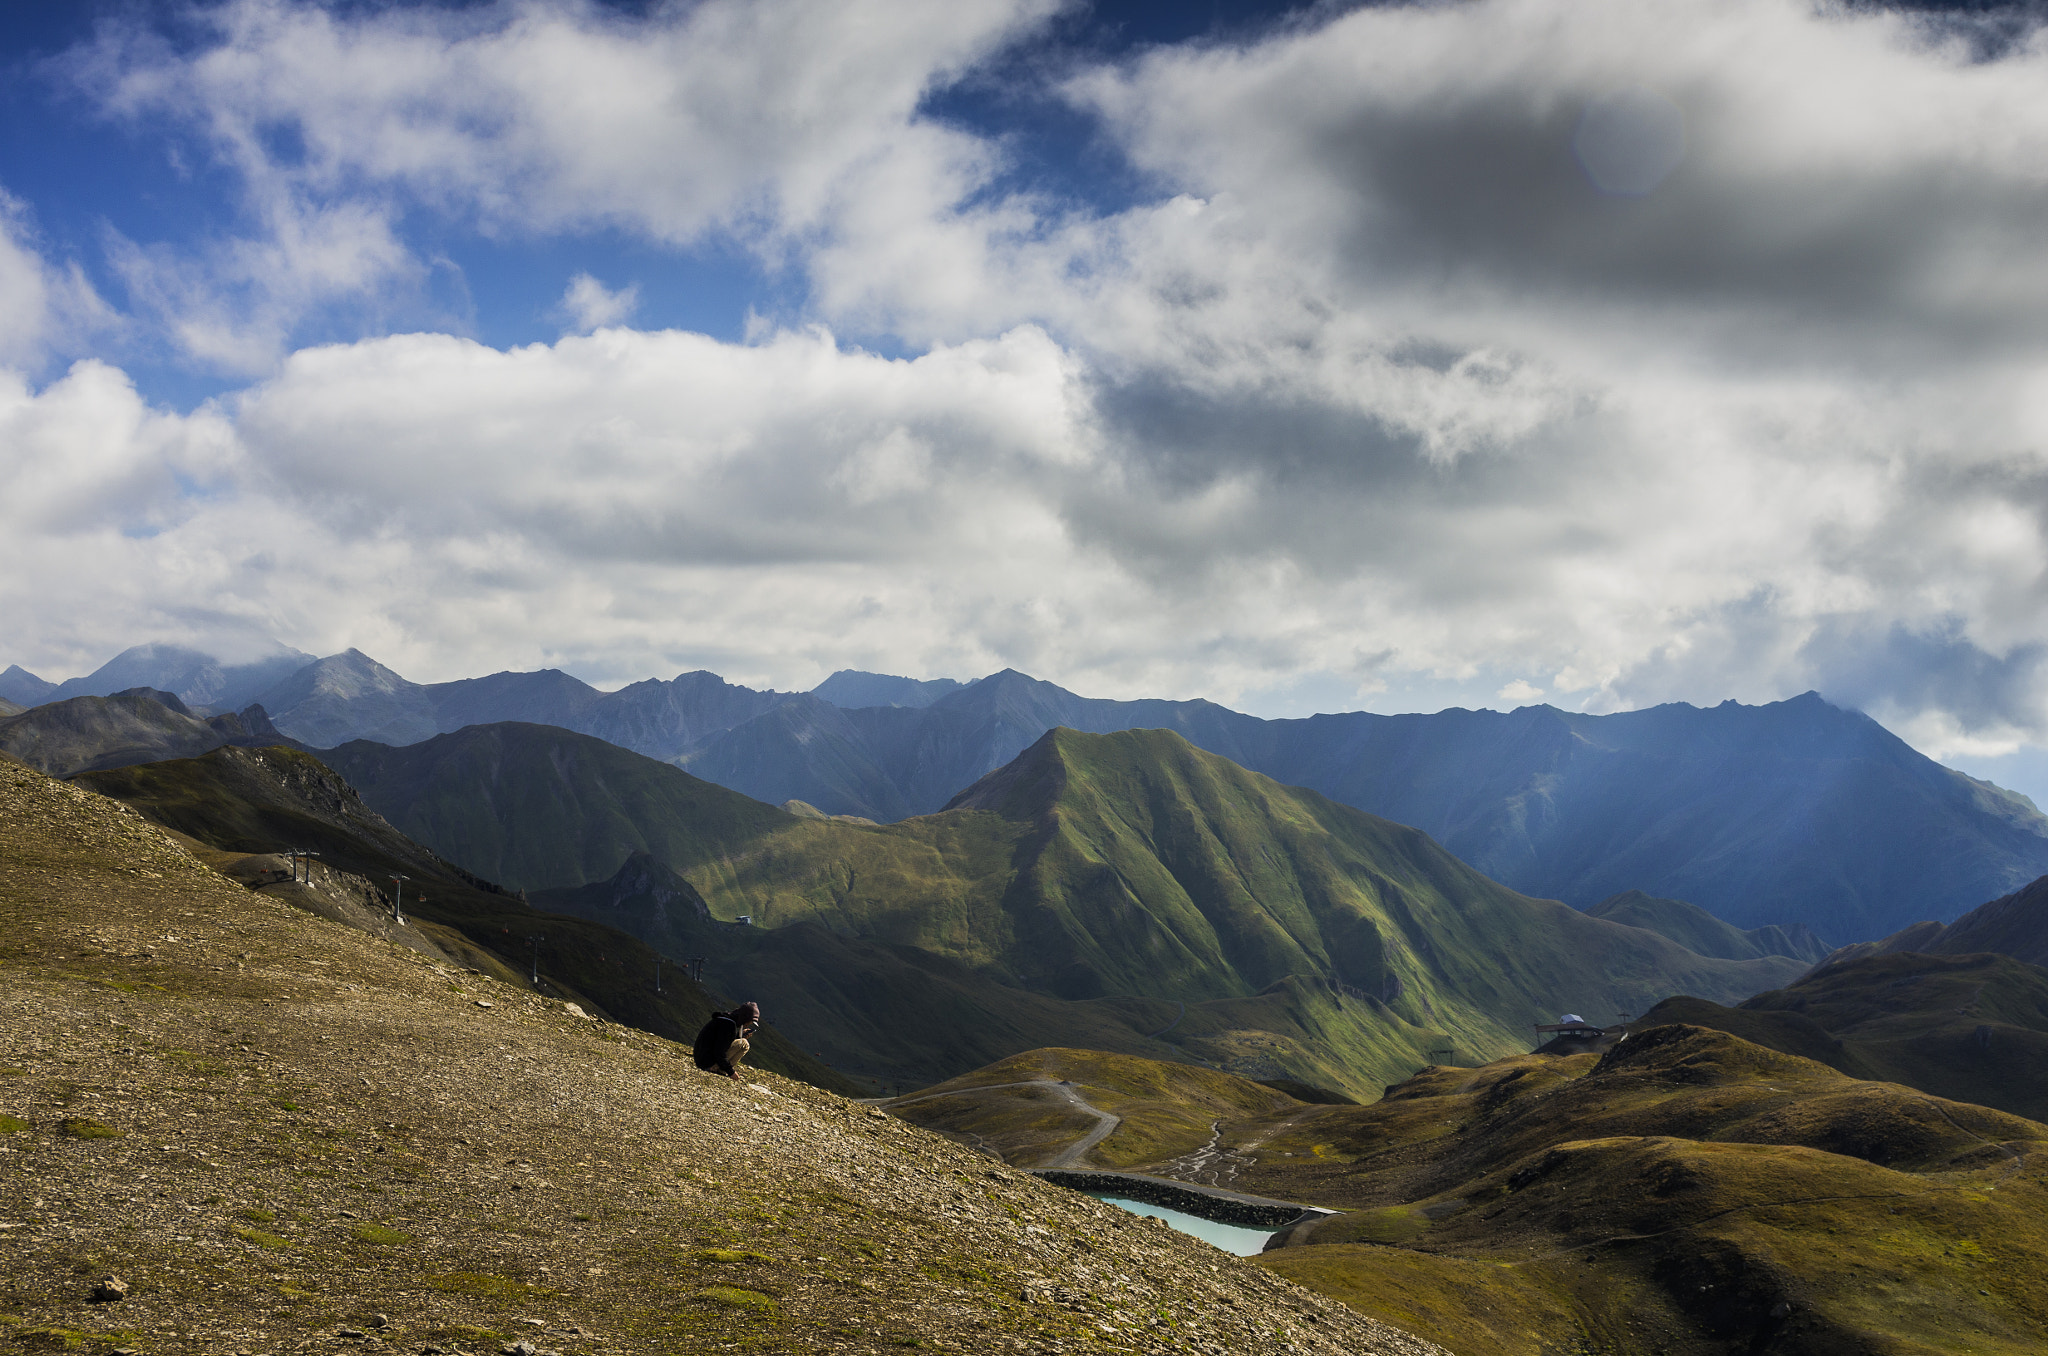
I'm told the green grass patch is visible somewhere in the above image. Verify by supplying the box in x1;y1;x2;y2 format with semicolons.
165;1050;229;1076
0;1114;27;1134
352;1224;412;1246
237;1208;276;1223
425;1273;553;1302
271;1098;300;1112
695;1286;777;1314
58;1117;120;1140
693;1248;773;1264
1306;1206;1431;1246
231;1226;291;1249
9;1328;86;1351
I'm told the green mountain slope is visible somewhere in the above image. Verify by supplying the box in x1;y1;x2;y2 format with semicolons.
346;722;1801;1093
321;722;796;891
1583;889;1829;962
71;745;852;1093
530;855;1446;1098
1637;949;2048;1122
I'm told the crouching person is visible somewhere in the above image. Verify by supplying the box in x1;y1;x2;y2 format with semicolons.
693;1002;760;1079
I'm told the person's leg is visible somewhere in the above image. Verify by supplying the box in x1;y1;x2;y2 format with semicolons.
720;1037;750;1078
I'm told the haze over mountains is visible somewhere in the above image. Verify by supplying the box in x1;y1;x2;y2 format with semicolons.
12;641;2048;944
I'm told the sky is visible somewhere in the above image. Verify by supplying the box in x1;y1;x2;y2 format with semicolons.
6;0;2048;800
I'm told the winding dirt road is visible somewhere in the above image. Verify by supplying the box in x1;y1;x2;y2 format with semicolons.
884;1078;1123;1167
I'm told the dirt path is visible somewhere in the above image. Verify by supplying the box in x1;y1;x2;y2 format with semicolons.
884;1079;1124;1168
1044;1081;1124;1167
1144;1000;1186;1039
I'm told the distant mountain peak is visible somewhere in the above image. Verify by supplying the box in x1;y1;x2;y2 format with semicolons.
0;665;56;706
811;669;963;709
111;686;192;716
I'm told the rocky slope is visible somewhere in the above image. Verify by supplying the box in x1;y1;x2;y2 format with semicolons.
0;756;1443;1356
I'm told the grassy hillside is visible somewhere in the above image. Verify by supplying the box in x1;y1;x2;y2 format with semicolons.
0;757;1436;1356
71;745;852;1093
1249;1025;2048;1356
1584;889;1829;962
1638;950;2048;1122
346;724;1803;1095
909;1035;2048;1355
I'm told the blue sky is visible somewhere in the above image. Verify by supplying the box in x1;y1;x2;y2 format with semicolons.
5;0;2048;804
0;0;1314;404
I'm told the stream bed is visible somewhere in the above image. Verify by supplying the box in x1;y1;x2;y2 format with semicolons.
1084;1193;1281;1256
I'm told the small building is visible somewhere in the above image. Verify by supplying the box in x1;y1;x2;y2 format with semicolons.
1532;1015;1608;1041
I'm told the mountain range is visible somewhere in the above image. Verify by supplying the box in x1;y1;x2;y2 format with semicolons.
0;642;313;711
14;641;2048;941
317;720;1808;1092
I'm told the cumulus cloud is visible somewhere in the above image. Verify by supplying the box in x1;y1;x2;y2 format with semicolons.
63;0;1060;367
11;0;2048;772
558;273;638;333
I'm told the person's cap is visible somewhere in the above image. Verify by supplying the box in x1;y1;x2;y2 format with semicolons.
733;1001;761;1022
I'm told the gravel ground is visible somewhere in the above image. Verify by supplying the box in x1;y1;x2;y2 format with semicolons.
0;759;1447;1356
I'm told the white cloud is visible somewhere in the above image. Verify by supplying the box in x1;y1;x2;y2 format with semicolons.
559;273;638;334
66;0;1061;368
0;193;117;372
102;195;414;375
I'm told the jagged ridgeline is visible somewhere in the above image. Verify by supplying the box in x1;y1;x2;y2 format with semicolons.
321;723;1803;1095
71;744;854;1094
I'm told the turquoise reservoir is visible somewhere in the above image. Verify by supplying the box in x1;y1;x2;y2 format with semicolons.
1086;1194;1279;1256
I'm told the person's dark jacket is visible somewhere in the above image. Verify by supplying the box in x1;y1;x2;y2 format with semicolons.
693;1013;740;1070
